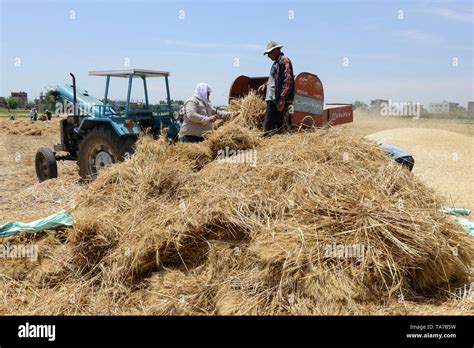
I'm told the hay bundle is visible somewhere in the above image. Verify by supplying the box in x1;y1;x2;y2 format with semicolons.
2;120;56;136
204;123;262;157
8;127;42;136
0;94;472;315
0;118;59;136
227;91;266;129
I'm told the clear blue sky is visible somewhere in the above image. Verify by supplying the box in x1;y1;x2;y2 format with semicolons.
1;0;472;106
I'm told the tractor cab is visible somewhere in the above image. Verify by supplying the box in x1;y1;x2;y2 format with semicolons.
88;68;175;118
79;68;179;137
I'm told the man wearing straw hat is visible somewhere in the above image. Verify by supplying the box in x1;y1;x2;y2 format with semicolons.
258;41;295;136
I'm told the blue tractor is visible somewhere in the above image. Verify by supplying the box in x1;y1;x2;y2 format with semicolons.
35;69;180;181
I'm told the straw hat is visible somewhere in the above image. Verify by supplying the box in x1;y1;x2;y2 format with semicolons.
264;41;283;55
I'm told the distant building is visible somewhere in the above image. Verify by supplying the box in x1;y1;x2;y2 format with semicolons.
369;99;389;114
467;102;474;116
448;102;459;110
34;92;45;108
11;91;28;107
428;101;449;113
428;101;461;114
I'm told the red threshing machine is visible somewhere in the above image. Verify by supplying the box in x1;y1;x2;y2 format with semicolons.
229;72;353;128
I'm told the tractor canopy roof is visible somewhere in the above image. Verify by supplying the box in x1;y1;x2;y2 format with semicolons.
88;68;170;78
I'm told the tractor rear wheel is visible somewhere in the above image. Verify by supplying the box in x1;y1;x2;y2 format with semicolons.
77;126;135;180
35;147;58;182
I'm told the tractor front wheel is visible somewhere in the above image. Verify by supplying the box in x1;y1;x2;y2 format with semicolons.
77;127;135;180
35;147;58;182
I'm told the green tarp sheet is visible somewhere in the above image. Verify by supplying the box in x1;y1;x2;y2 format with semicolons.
439;207;472;216
456;217;474;236
439;207;474;236
0;211;74;238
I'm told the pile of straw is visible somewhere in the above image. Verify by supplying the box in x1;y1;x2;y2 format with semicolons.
0;94;472;315
0;119;56;136
226;91;266;129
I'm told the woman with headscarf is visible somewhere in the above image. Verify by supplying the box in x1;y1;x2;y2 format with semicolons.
178;83;236;143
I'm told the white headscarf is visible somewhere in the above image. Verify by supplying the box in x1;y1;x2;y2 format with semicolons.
193;83;212;103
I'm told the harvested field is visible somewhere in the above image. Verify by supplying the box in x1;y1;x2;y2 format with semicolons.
0;119;57;136
0;117;79;222
366;128;474;210
0;103;472;315
342;111;474;139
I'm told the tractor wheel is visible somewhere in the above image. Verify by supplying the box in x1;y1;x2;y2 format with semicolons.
77;126;135;180
35;147;58;182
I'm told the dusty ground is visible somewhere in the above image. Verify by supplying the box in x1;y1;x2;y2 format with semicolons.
342;112;474;212
0;114;472;315
341;111;474;138
0;118;79;222
366;128;473;210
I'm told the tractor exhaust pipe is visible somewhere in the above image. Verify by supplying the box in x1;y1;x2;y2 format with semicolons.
70;73;79;127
